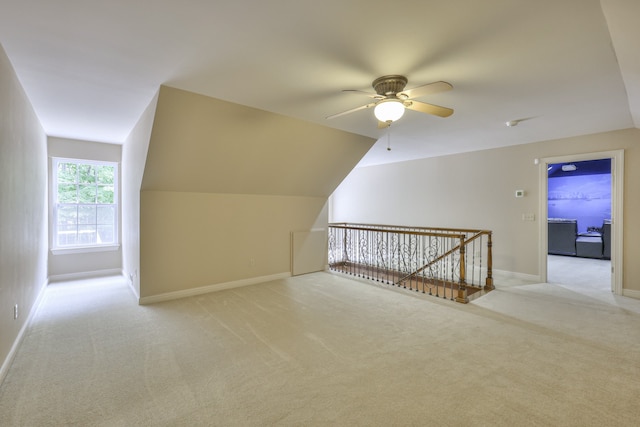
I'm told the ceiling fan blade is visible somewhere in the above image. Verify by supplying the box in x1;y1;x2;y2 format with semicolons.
397;81;452;100
405;100;454;118
326;102;376;120
342;89;385;100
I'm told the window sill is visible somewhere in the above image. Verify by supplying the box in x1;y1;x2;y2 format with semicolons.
51;244;121;255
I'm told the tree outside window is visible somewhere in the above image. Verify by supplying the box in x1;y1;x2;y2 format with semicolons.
53;158;118;249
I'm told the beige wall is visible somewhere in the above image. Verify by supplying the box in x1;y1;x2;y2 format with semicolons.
331;128;640;293
140;191;327;297
136;86;375;300
0;45;48;379
122;93;158;298
142;86;375;196
47;137;122;279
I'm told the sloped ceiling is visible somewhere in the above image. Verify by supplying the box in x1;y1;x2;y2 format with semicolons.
0;1;638;167
141;86;375;197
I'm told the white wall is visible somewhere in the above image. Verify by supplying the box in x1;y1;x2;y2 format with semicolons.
121;92;158;299
0;44;48;381
331;128;640;292
47;137;122;279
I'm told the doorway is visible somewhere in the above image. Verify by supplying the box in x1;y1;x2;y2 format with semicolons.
547;159;611;291
538;150;624;295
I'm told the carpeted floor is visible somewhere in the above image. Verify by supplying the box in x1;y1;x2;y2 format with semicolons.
1;271;639;426
548;254;612;294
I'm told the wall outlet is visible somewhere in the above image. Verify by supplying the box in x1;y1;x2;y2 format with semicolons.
14;304;18;320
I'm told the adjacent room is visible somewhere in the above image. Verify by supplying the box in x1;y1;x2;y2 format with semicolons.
547;158;613;292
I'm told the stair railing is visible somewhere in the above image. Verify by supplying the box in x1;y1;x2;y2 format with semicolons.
328;223;494;303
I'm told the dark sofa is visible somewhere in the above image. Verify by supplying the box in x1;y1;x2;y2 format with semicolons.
548;218;577;256
602;219;611;259
548;218;610;259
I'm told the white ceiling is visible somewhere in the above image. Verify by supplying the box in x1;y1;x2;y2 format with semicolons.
1;0;638;167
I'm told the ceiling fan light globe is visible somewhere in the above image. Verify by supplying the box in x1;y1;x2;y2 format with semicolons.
374;100;405;123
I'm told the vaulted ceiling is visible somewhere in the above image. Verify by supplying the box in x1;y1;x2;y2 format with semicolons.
0;0;638;167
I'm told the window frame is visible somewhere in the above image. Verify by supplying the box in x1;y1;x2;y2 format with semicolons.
51;157;120;254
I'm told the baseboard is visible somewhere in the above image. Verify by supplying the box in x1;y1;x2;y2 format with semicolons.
47;268;123;283
0;278;48;386
622;288;640;300
139;272;292;305
492;269;541;284
127;281;140;300
460;267;540;285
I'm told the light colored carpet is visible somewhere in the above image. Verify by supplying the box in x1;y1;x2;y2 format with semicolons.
1;271;639;426
548;254;612;294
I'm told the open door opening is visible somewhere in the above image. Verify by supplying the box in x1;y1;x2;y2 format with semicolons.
538;150;624;296
546;159;612;292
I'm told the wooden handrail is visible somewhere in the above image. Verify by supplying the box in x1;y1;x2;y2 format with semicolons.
330;222;491;235
396;230;492;284
329;224;465;240
328;223;494;303
396;240;464;283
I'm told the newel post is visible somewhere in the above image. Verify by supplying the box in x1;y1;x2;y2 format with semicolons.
484;232;495;291
456;235;469;303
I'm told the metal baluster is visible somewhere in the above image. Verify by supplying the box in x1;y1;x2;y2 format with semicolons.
420;234;425;293
342;227;347;274
478;234;484;288
358;229;362;277
402;232;407;289
388;231;392;284
450;236;455;300
435;235;441;298
350;229;354;276
367;229;372;280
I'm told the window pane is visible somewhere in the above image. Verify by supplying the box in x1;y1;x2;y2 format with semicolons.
78;185;97;203
57;225;78;246
58;184;77;203
97;206;115;224
96;165;114;184
57;163;77;183
58;206;77;225
78;225;97;245
97;185;114;204
97;225;114;244
53;159;117;249
78;164;96;184
78;205;96;224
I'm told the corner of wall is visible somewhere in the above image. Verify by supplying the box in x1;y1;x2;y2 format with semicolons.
121;91;159;299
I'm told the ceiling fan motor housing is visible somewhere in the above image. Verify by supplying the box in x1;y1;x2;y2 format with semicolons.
372;75;408;96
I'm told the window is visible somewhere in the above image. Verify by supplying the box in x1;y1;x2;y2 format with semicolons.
52;158;118;250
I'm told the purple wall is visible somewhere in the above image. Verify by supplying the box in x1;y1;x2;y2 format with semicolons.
548;174;611;233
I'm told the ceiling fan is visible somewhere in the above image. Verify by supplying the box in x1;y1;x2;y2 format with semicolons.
326;75;454;128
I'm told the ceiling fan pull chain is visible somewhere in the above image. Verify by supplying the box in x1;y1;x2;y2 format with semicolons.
387;129;392;151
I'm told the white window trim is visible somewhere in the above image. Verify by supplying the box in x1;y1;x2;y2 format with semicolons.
51;244;120;255
51;157;120;252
